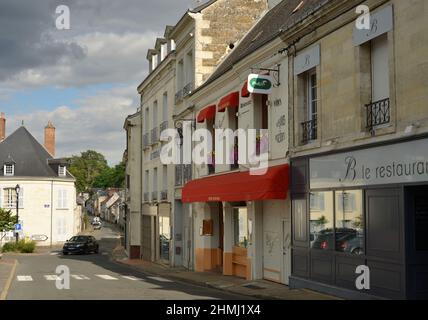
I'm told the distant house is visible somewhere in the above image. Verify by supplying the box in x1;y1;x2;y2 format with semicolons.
0;116;80;246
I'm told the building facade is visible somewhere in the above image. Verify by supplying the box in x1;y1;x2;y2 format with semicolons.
0;119;78;246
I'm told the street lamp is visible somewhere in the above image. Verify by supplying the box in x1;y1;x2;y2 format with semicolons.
15;184;20;244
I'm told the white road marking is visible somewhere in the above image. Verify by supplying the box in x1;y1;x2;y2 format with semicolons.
71;274;90;280
17;275;33;282
95;274;119;280
147;276;173;283
121;276;141;281
49;252;59;256
44;275;61;281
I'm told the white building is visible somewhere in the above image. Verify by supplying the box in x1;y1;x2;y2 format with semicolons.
0;120;78;246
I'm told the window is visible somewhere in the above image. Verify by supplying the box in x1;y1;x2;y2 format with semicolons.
177;59;184;90
335;190;364;255
153;100;158;126
151;54;158;70
153;167;158;193
145;107;150;131
4;164;14;176
300;68;318;144
2;187;23;208
58;165;66;177
162;92;168;122
233;207;248;248
371;34;389;102
310;191;334;250
162;165;167;191
310;190;364;255
57;189;68;209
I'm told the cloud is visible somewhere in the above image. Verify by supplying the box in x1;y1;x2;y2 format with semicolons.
6;85;138;165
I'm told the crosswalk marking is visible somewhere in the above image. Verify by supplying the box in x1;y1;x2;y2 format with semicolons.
44;275;61;281
147;276;173;283
71;274;90;280
95;274;118;280
121;276;141;281
17;275;33;282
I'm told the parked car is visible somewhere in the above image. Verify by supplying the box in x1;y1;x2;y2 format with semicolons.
63;235;99;255
92;221;102;230
311;228;364;255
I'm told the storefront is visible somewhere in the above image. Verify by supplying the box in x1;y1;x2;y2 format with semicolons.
290;136;428;299
182;164;291;282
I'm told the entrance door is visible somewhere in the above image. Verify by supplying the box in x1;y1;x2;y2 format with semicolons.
141;215;152;261
263;203;281;282
281;219;292;285
405;186;428;299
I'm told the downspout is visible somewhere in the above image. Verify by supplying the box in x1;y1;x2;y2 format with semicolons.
50;180;53;247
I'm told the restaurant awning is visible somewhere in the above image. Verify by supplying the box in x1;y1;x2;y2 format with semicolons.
241;81;250;98
197;105;216;123
182;164;290;203
218;92;239;112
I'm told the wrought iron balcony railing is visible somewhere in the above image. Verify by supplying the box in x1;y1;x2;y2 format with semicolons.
143;192;149;202
143;132;150;149
175;165;183;186
152;191;158;201
182;82;194;98
175;89;183;104
160;190;168;201
160;121;168;135
301;117;317;144
366;98;390;131
151;127;158;145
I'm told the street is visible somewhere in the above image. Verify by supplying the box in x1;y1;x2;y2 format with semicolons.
5;223;250;300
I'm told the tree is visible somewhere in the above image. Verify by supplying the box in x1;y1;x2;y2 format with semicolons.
68;150;109;192
92;161;126;189
0;208;17;231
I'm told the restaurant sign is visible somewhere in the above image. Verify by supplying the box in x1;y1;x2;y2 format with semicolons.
310;138;428;189
247;74;273;94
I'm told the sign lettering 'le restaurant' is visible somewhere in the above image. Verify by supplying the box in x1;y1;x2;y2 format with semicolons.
310;138;428;189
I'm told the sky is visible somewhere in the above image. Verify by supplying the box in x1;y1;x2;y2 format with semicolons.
0;0;199;165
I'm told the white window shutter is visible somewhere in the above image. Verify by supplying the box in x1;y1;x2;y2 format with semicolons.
18;187;24;208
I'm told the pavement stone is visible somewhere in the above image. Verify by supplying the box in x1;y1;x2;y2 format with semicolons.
115;258;340;300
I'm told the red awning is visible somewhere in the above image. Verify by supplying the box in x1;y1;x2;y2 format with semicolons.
197;105;216;123
218;92;239;112
241;81;250;98
182;164;290;203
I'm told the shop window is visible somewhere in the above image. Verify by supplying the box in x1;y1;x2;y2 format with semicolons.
233;207;248;248
335;191;364;255
310;191;334;250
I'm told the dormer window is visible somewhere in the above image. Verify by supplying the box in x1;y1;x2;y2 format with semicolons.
58;165;66;177
4;164;14;176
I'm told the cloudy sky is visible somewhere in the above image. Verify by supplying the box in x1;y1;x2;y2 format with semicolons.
0;0;198;164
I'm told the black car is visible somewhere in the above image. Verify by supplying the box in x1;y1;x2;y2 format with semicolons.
63;235;99;255
311;228;364;255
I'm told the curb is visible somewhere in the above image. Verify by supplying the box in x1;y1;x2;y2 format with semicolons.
0;259;18;300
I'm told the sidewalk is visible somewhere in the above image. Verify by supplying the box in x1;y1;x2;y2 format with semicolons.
0;256;17;300
114;256;339;300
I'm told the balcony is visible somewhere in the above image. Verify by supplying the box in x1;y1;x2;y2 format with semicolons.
160;190;168;201
182;82;194;98
151;127;159;145
175;89;183;104
175;165;183;186
152;191;158;201
143;192;149;202
143;132;150;149
366;98;390;131
301;117;317;144
160;121;168;138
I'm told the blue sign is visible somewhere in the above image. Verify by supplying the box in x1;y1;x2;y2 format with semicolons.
15;223;22;231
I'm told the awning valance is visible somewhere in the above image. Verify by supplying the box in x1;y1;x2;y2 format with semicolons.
197;105;216;123
218;92;239;112
241;81;250;98
182;164;290;203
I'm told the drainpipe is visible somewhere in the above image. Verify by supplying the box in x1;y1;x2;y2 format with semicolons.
50;180;53;247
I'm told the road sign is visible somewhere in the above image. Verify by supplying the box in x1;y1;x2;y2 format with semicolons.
15;223;22;231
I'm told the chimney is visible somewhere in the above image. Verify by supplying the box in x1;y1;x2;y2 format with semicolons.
0;113;5;141
44;121;56;156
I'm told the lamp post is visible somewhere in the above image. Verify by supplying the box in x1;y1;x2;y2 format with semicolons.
15;184;20;244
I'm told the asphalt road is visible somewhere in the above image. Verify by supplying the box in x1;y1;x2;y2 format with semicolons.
5;223;249;300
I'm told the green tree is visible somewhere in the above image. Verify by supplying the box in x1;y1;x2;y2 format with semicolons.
92;161;126;189
68;150;109;192
0;208;17;231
